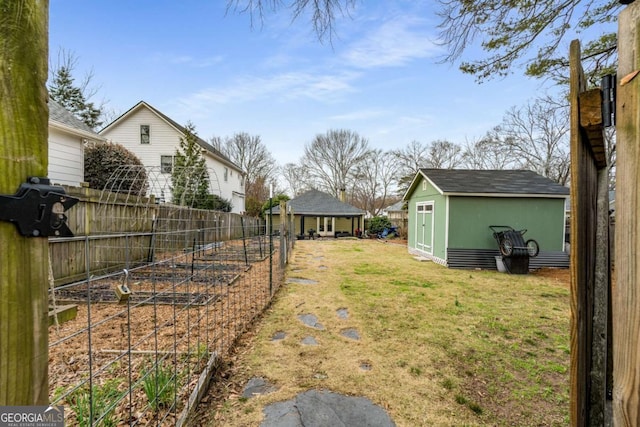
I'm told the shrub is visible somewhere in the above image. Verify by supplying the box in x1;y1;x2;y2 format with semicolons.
84;142;148;195
368;216;392;235
202;194;232;212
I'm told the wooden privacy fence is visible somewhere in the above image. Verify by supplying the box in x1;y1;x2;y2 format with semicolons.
570;3;640;424
49;186;263;285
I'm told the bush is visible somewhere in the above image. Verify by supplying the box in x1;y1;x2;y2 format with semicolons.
368;216;392;235
84;142;148;195
202;194;232;212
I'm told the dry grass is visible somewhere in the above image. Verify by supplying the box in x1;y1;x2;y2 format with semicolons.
192;239;570;426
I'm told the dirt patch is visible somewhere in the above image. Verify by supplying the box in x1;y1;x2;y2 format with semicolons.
48;239;283;426
531;267;570;286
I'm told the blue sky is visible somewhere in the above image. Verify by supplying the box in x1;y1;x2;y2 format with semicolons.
50;1;558;166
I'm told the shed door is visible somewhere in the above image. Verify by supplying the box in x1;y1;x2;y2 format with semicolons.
415;202;434;254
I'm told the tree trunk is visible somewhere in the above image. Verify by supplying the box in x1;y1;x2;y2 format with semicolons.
0;0;50;405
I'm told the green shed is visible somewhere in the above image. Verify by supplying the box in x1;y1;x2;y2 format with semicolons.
402;169;570;270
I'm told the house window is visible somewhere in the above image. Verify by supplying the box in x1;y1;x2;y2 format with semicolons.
224;167;228;182
161;155;174;174
422;180;427;191
140;125;150;144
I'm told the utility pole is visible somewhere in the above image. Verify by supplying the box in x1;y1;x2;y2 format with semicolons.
0;0;50;405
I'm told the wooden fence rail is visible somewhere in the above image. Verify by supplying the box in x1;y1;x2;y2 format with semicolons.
49;186;263;285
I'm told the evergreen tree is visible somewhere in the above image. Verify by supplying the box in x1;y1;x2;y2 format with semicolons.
48;51;104;129
171;122;211;209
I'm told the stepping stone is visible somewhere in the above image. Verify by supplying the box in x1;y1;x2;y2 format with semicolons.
261;389;396;427
359;361;373;371
336;308;349;319
301;336;318;346
318;265;328;271
271;331;286;341
298;314;324;330
340;328;360;340
242;377;276;398
286;277;319;285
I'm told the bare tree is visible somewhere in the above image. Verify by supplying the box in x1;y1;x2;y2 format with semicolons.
281;162;311;197
461;136;520;170
351;149;397;217
389;140;430;193
303;129;371;197
210;132;278;216
489;95;570;185
427;139;463;169
227;0;357;42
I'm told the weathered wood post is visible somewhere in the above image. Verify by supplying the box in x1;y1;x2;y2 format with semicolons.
0;0;50;405
569;39;612;426
279;200;286;269
614;3;640;424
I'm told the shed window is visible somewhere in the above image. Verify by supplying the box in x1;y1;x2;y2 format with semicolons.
140;125;150;144
422;180;427;191
224;167;228;182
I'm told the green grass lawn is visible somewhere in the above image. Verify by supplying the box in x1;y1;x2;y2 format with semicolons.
196;239;570;426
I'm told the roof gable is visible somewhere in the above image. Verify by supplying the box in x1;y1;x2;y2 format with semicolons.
272;189;365;215
100;101;243;173
404;169;569;200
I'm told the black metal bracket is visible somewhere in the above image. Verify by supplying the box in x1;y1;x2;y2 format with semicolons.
0;177;78;237
602;74;616;128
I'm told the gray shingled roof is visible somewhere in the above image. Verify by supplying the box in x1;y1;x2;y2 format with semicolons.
49;99;99;135
271;189;366;216
420;169;569;196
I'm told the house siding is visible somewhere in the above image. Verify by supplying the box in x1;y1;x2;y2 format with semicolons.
448;196;565;252
48;127;85;186
101;105;245;213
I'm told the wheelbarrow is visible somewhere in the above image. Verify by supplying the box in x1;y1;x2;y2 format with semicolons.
489;225;539;258
489;225;540;274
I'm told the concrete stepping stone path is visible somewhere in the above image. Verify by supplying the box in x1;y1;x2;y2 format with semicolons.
242;377;277;398
301;336;318;346
336;308;349;319
297;313;324;330
285;277;318;285
260;389;396;427
270;331;286;341
340;328;361;341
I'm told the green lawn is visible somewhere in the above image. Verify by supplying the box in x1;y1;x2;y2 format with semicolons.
196;239;570;426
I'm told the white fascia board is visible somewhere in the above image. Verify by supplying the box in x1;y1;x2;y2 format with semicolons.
50;120;106;141
442;192;569;198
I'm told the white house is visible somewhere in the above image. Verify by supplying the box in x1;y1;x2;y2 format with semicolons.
99;101;246;214
48;99;105;186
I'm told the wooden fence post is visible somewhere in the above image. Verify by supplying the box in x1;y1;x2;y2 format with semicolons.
569;39;612;426
614;3;640;424
0;0;50;405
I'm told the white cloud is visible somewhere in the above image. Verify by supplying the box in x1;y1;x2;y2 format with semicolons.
342;15;441;68
176;70;361;116
328;109;387;121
